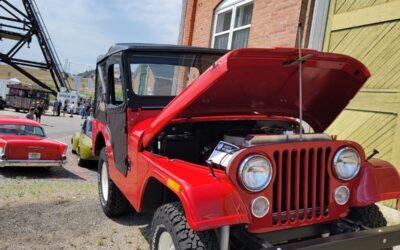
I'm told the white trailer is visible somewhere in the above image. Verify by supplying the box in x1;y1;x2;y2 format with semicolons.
57;88;88;113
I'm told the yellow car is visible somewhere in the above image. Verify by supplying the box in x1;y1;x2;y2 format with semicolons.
71;118;98;166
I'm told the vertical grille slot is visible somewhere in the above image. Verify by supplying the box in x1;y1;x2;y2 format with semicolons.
272;147;331;225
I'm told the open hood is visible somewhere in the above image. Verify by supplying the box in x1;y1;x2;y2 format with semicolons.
142;48;370;147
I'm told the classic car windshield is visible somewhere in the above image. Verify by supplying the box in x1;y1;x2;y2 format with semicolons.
129;53;221;96
85;120;92;138
0;124;46;137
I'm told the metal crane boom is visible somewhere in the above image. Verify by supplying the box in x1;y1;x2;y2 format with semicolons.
0;0;70;95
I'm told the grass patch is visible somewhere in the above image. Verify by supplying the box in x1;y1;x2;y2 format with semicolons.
0;179;96;202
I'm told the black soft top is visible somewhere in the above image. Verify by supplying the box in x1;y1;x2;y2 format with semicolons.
97;43;228;63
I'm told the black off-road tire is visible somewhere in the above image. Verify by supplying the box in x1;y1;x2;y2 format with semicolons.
150;202;218;250
347;204;391;250
98;147;128;217
347;204;387;228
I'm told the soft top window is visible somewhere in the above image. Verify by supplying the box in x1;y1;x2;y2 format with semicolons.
129;53;221;97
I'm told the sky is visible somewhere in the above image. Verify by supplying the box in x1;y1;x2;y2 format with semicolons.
1;0;183;73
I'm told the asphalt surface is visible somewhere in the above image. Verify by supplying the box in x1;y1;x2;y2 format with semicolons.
0;108;98;181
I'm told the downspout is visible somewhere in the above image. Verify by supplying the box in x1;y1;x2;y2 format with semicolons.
187;0;197;46
177;0;188;45
308;0;330;50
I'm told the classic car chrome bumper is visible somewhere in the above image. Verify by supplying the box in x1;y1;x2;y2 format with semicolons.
0;156;67;168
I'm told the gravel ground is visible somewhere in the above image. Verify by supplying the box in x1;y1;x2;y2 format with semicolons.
0;179;152;250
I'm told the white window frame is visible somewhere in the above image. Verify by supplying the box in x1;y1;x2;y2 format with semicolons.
211;0;253;50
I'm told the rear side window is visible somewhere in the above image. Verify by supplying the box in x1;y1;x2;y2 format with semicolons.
109;64;123;104
95;63;107;112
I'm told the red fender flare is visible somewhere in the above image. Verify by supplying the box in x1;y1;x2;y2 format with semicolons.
350;159;400;207
141;152;250;231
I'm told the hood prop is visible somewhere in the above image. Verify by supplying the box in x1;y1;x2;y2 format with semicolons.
283;23;312;140
298;23;304;140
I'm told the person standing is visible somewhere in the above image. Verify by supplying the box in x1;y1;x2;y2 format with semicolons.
85;102;91;118
52;100;58;116
35;102;44;123
63;100;68;117
69;102;75;118
81;101;87;119
26;107;35;120
56;100;61;116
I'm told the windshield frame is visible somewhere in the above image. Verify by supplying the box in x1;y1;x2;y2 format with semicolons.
122;49;226;109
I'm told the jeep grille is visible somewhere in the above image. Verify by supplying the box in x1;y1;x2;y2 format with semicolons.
272;147;331;225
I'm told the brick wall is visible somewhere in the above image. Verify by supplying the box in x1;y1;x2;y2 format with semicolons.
180;0;314;48
180;0;221;47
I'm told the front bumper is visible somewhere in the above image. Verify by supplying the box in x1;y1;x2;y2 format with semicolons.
263;224;400;250
0;157;67;168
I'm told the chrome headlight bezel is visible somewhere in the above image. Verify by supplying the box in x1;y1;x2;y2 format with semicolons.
333;147;361;181
238;155;273;192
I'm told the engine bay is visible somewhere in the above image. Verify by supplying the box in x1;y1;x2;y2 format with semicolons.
148;119;305;166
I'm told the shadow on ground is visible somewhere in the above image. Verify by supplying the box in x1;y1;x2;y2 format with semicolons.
110;208;154;245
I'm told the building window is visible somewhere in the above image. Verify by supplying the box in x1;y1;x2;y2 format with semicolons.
212;0;254;50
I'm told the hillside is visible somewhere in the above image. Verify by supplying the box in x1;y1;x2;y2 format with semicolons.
0;64;93;95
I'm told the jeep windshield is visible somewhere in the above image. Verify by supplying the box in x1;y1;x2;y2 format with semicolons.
129;53;222;96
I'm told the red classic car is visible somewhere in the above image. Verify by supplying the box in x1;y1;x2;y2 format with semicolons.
0;115;67;167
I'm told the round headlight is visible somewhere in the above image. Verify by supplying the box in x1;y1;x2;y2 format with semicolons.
333;147;361;181
334;185;350;205
251;196;270;218
239;155;272;192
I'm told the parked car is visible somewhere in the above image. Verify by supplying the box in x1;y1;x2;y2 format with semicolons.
0;115;67;168
71;118;97;166
92;44;400;249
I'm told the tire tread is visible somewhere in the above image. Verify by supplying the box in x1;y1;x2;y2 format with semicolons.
151;202;217;250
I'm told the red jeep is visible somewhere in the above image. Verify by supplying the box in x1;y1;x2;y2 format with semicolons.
92;44;400;249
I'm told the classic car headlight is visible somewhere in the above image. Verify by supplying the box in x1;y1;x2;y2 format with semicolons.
333;147;361;181
0;146;4;155
239;155;272;192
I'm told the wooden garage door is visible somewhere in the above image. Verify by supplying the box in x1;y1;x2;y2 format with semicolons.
323;0;400;172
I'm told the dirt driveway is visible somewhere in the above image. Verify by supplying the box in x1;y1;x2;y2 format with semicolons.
0;179;152;250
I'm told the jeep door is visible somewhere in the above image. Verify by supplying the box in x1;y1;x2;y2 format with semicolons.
105;53;128;175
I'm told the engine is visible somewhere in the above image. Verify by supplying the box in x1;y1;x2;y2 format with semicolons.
150;119;331;166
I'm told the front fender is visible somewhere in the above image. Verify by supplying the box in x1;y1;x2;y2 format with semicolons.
142;152;250;231
350;159;400;207
80;135;95;160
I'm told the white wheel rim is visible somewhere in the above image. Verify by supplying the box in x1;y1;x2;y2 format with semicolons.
158;231;175;250
101;162;109;202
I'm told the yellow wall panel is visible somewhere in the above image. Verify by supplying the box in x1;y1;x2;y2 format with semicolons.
334;0;396;14
323;0;400;176
326;111;396;164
